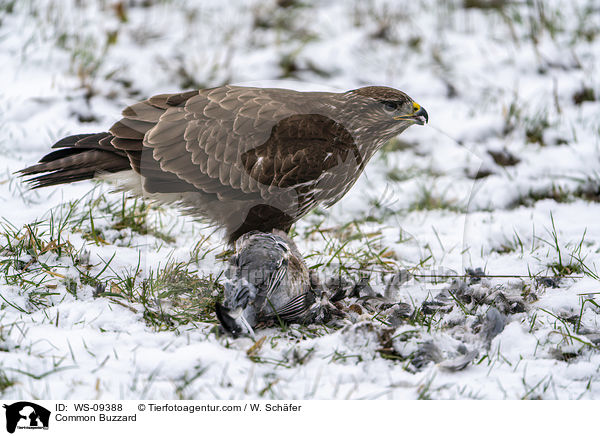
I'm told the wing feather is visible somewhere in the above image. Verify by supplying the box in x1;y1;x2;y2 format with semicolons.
112;85;362;239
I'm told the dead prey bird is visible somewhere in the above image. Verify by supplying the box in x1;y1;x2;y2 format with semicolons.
20;85;428;243
216;231;322;337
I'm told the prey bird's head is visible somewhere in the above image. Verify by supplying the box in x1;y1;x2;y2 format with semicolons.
344;86;428;139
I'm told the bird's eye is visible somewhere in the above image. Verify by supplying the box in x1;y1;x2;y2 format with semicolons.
382;101;398;113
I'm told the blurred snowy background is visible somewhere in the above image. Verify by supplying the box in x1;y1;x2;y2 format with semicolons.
0;0;599;399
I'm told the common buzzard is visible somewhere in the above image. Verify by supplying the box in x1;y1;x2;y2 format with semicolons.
20;85;428;242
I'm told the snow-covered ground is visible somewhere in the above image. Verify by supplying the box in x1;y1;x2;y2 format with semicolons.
1;0;599;399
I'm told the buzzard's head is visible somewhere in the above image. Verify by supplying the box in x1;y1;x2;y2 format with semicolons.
345;86;428;139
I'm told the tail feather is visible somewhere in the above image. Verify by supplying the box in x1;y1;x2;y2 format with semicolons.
39;147;94;163
19;132;132;188
51;133;95;148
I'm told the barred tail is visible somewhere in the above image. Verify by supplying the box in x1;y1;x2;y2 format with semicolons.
18;133;132;188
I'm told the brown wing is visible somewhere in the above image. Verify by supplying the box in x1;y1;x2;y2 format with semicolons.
109;90;201;194
240;113;363;212
144;86;311;197
111;86;361;240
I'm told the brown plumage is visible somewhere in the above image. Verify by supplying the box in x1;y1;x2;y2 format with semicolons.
20;85;428;243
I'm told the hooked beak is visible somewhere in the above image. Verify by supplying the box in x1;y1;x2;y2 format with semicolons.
394;102;429;125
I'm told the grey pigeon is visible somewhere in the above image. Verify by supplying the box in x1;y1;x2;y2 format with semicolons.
215;231;320;337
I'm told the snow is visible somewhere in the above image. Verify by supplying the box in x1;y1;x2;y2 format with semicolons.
1;0;600;399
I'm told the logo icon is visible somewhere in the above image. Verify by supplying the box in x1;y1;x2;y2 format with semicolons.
3;402;50;434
